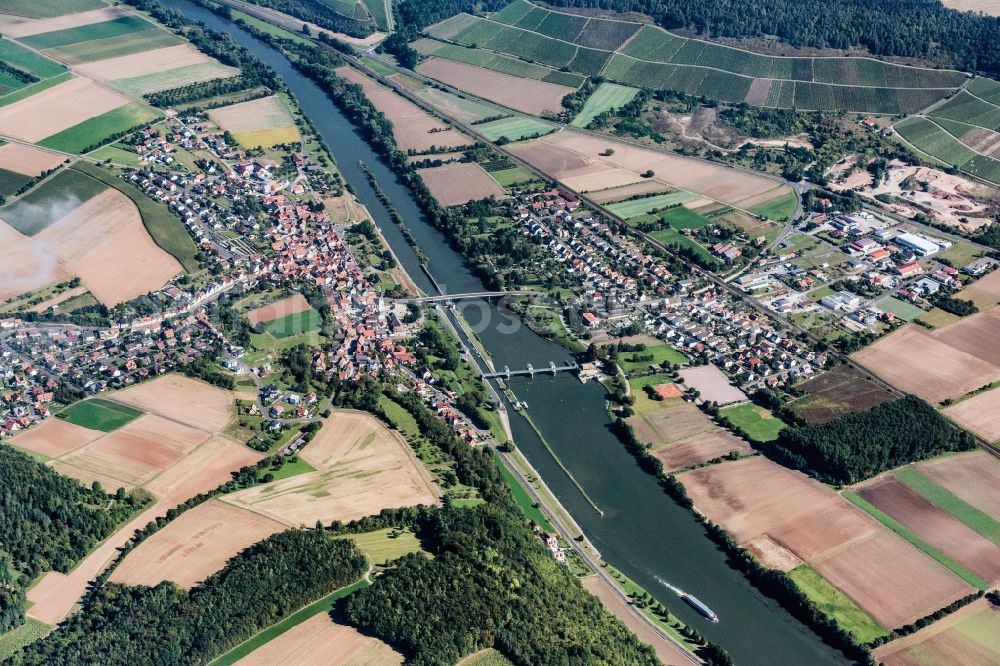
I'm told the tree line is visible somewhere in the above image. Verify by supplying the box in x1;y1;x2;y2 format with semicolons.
10;529;367;665
0;446;149;633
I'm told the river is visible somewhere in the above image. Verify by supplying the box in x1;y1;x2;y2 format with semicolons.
165;3;845;662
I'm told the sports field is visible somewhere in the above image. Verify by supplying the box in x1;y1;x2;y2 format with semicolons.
264;308;323;338
246;294;312;325
718;403;785;442
571;82;639;128
58;398;142;432
475;116;553;142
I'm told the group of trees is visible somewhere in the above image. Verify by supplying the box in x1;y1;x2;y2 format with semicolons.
343;505;662;665
11;529;367;665
242;0;376;37
769;395;975;484
0;447;149;633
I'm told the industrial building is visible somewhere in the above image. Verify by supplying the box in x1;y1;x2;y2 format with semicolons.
893;232;940;257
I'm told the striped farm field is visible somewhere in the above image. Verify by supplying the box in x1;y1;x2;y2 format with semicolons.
20;14;185;65
422;0;969;113
571;82;639;128
412;39;585;87
607;191;697;218
0;0;104;19
0;38;66;78
475;116;553;141
895;117;978;166
38;102;161;153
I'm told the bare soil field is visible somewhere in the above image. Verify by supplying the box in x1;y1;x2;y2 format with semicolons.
245;293;311;325
35;188;181;306
75;43;213;80
943;387;1000;442
652;429;752;472
561;168;647;193
0;76;129;142
916;451;1000;520
111;374;236;432
629;399;713;447
417;162;507;206
852;324;1000;403
0;221;69;301
745;535;803;572
586;180;672;204
745;77;772;106
791;365;894;423
221;410;438;525
862;166;996;231
941;0;1000;15
930;311;1000;366
51;414;208;490
208;95;297;136
873;598;1000;666
27;500;169;625
235;612;404;666
509;130;791;210
110;499;285;589
336;66;474;152
812;531;973;629
144;435;260;502
0;143;64;176
2;7;127;37
8;418;102;458
857;475;1000;584
677;365;747;404
680;457;877;562
958;271;1000;310
416;58;575;116
580;576;694;666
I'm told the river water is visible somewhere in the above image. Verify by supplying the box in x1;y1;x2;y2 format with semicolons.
166;3;845;662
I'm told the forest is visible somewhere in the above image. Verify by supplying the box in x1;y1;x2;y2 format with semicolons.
768;395;975;484
10;529;367;665
343;505;662;665
240;0;376;37
0;446;149;632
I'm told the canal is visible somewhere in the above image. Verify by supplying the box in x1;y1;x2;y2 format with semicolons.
166;3;845;662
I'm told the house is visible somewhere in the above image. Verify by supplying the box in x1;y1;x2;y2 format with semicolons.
897;262;922;277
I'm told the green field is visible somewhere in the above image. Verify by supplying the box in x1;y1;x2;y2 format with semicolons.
843;491;988;590
47;28;183;65
894;466;1000;548
931;91;1000;133
458;648;516;666
263;309;323;338
487;166;540;187
0;619;51;661
617;343;688;373
719;403;785;442
492;451;554;530
59;398;143;432
660;206;711;229
22;16;157;50
650;226;718;265
39;102;161;153
429;2;965;112
336;527;425;566
0;39;66;79
88;144;146;167
0;0;103;18
607;191;697;218
0;168;33;197
71;162;201;272
571;82;640;128
748;190;798;222
872;296;926;321
787;566;887;643
208;579;369;666
0;72;73;108
115;61;238;97
476;116;553;142
0;169;108;236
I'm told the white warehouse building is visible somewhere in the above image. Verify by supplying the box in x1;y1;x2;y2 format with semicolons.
894;232;940;257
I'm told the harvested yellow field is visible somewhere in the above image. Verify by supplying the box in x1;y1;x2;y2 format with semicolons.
0;143;65;176
7;418;102;458
111;374;236;432
235;612;404;666
221;410;439;525
2;7;127;38
75;43;215;80
0;76;129;142
0;221;70;302
109;499;286;589
144;436;261;503
35;189;181;306
208;95;300;148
